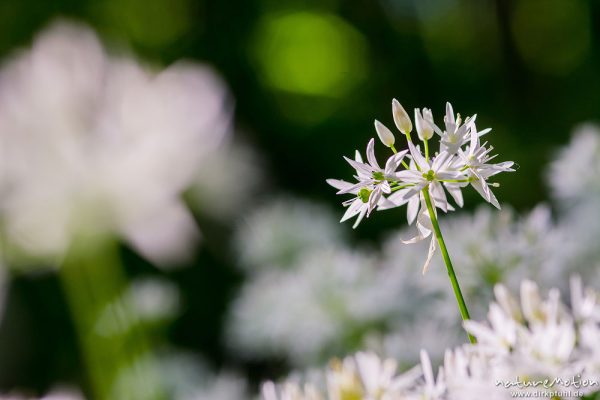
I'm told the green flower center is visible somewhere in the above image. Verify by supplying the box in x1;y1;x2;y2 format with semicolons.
358;188;371;203
372;171;385;181
422;169;435;181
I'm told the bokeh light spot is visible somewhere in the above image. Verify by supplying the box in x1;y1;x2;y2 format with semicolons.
90;0;192;49
250;11;368;98
511;0;590;75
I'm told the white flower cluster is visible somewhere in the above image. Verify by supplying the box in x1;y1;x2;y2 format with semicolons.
232;197;346;272
382;204;571;317
328;100;514;272
156;352;249;400
228;198;429;365
547;123;600;205
262;279;600;400
228;245;412;364
546;124;600;285
227;197;572;368
0;21;258;268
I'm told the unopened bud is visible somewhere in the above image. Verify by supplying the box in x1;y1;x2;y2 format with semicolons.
415;108;434;140
374;120;395;147
392;99;412;135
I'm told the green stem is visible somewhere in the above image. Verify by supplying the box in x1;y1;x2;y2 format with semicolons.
422;189;476;344
390;183;415;192
439;178;471;183
424;139;430;161
60;236;164;400
391;144;410;169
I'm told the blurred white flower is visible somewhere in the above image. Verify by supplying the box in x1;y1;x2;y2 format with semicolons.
547;123;600;204
233;198;345;271
262;381;322;400
228;197;575;368
546;124;600;282
127;276;180;322
263;351;422;400
158;351;249;400
189;141;262;220
442;347;505;400
227;245;411;365
383;204;572;321
0;387;83;400
375;312;464;368
0;21;234;267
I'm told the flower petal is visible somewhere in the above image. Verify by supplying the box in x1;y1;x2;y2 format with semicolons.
326;178;353;192
344;156;374;175
366;138;381;170
422;236;437;274
407;195;420;224
407;140;428;170
340;199;363;222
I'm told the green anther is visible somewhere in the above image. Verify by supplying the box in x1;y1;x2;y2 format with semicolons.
358;188;371;203
372;171;385;181
422;169;435;181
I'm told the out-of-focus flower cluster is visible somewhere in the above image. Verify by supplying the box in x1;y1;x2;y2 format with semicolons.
0;20;260;268
262;279;600;400
0;20;261;399
227;198;419;365
227;197;573;367
547;124;600;286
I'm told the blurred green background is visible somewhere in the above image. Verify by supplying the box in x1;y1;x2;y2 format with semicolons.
0;0;598;395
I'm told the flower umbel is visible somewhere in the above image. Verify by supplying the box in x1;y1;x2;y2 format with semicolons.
327;99;515;341
327;99;514;257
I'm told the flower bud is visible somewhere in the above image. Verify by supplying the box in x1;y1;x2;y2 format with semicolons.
374;120;395;147
415;108;434;140
392;99;412;135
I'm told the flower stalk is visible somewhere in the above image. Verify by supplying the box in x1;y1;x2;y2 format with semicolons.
422;189;476;344
60;236;164;400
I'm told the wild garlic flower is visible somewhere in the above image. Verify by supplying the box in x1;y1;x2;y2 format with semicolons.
226;244;411;365
262;351;423;400
328;99;513;227
546;125;600;283
156;351;249;400
0;21;233;267
463;278;600;397
329;138;408;222
328;99;514;272
434;102;487;155
262;278;600;400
